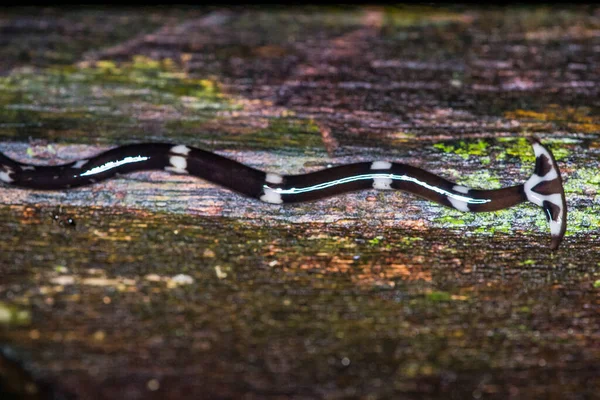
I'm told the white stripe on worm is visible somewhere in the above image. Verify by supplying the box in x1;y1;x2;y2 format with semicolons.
165;156;188;174
171;145;191;156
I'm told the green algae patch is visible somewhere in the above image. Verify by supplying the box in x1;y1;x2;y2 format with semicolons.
435;209;515;234
445;169;502;190
432;137;569;167
519;259;536;267
425;291;452;302
383;6;473;28
0;302;31;326
434;198;600;238
433;140;489;161
566;205;600;236
434;206;547;236
226;117;323;149
166;115;326;151
564;168;600;195
495;137;569;165
0;58;234;144
495;137;536;164
78;56;226;103
368;236;384;246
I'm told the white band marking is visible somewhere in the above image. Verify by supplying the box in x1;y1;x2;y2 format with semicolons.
371;161;392;170
265;173;283;184
171;145;191;155
448;196;469;211
260;187;283;204
0;170;13;183
72;159;88;169
453;185;469;194
165;156;188;174
373;176;393;190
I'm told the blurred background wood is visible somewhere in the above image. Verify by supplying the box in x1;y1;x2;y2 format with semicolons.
0;6;599;399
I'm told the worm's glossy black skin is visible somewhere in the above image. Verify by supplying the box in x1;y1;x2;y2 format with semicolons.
0;138;567;249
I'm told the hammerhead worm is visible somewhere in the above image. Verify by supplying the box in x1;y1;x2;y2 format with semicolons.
0;137;567;249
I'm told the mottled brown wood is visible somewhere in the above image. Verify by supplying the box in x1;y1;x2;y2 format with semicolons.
0;6;599;400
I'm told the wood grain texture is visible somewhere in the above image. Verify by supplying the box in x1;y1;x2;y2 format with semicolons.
0;6;599;399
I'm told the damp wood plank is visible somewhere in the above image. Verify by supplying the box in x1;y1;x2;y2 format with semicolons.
0;6;599;400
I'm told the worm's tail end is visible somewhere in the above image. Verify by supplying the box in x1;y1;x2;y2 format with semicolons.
524;137;567;250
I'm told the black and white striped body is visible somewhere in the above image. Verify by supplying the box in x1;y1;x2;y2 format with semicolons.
0;137;567;249
523;140;567;250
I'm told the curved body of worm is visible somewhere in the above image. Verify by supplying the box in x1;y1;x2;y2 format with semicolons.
0;137;566;249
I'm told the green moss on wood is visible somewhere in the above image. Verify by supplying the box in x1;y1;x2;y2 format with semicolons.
0;302;31;326
567;205;600;235
564;168;600;194
383;6;472;28
425;291;452;302
433;139;489;160
0;57;233;144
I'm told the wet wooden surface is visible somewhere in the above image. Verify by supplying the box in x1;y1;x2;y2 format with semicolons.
0;6;599;399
